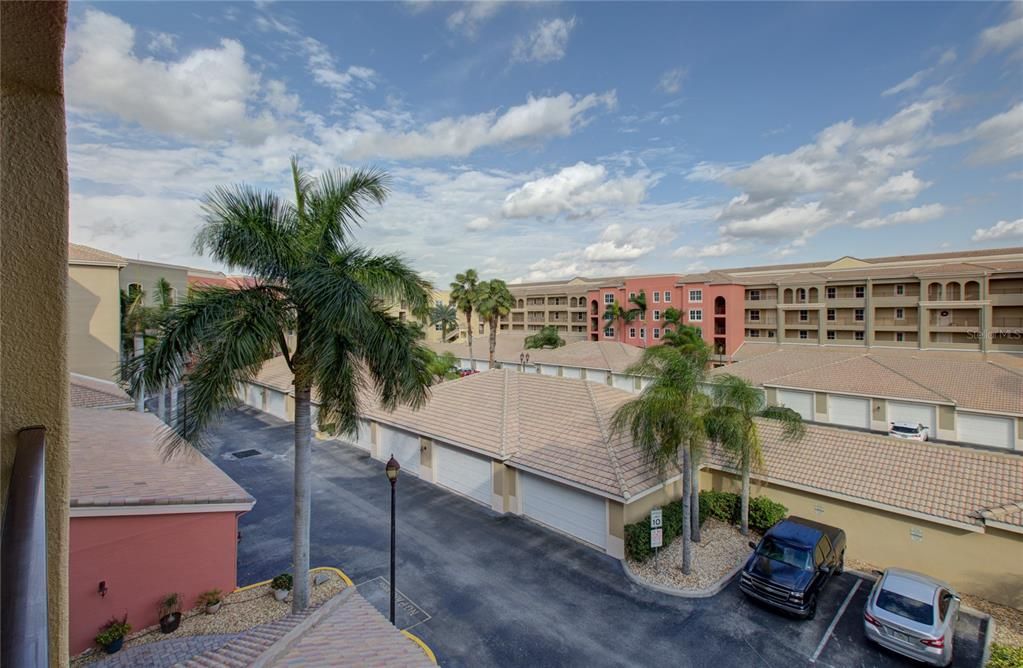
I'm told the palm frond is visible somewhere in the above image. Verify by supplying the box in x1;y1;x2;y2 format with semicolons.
306;167;389;252
759;405;806;440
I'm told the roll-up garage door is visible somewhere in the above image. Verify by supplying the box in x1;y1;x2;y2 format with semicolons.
888;402;935;432
377;425;420;475
539;365;559;376
777;389;814;421
828;395;870;429
266;390;287;420
435;444;492;505
247;384;264;409
520;472;606;550
350;419;373;451
957;412;1014;449
586;370;610;385
612;374;635;392
561;367;582;379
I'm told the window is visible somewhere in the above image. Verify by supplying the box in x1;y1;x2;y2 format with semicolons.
653;310;661;321
689;289;703;303
653;291;661;303
855;286;865;298
478;323;485;334
664;291;672;302
629;327;636;338
749;330;761;338
938;591;953;621
749;289;761;301
604;293;614;304
895;284;905;296
799;309;809;322
854;331;865;341
896;332;905;342
796;288;807;303
639;328;646;338
767;330;775;338
854;308;864;322
127;282;143;300
827;330;836;340
604;326;615;337
629;291;636;300
750;310;761;322
827;308;836;321
826;287;836;299
895;308;904;320
653;328;661;339
434;323;442;331
799;330;808;340
689;309;703;322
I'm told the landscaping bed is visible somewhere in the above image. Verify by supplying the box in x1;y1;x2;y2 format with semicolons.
626;518;755;591
71;569;347;666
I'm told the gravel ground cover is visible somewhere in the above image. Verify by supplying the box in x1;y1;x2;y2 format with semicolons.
71;570;347;666
627;519;755;591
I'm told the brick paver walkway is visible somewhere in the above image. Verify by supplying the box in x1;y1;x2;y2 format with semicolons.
90;633;236;668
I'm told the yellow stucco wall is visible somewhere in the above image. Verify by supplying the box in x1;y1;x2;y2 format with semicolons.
624;477;682;525
68;264;122;381
1;1;71;662
703;469;1023;610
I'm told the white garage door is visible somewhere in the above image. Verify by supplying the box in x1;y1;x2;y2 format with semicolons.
888;401;935;431
828;395;870;429
539;364;559;376
521;473;606;550
585;369;609;385
377;425;420;475
459;358;473;369
612;374;635;392
777;389;814;421
561;366;582;379
247;384;263;409
351;419;373;451
266;390;287;420
477;360;491;371
957;412;1014;449
435;444;491;506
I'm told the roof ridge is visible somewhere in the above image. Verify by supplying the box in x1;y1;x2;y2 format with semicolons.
500;369;511;458
585;382;630;499
987;359;1023;379
767;351;863;383
866;354;957;405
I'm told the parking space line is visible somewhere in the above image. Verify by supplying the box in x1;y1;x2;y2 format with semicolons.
810;580;861;663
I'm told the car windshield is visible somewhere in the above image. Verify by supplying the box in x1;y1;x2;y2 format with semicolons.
891;425;921;434
877;589;934;625
757;537;812;570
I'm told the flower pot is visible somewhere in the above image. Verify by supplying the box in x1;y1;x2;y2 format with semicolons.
159;612;181;634
101;637;124;655
273;588;289;601
206;602;222;615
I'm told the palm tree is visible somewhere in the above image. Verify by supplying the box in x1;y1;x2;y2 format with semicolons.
524;325;566;349
628;290;647;320
705;374;805;535
662;308;710;362
611;346;708;574
124;157;433;612
430;302;459;342
450;269;480;369
477;279;514;368
602;301;635;336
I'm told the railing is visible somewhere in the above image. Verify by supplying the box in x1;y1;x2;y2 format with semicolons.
873;318;918;325
931;320;980;328
1;426;49;668
993;317;1023;327
990;287;1023;294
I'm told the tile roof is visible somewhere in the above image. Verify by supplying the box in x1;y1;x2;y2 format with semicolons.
252;354;295;392
70;407;254;509
704;419;1023;530
526;340;645;373
69;373;133;409
68;242;125;266
766;356;952;404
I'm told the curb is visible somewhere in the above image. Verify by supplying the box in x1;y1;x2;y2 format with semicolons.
402;629;439;665
620;557;744;599
233;565;356;593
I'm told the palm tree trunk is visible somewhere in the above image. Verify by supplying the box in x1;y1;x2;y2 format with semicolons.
134;332;145;412
466;309;475;370
690;450;701;543
740;451;751;536
489;317;497;368
292;374;313;611
680;445;692;575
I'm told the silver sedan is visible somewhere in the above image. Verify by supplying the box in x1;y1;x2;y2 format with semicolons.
863;568;960;666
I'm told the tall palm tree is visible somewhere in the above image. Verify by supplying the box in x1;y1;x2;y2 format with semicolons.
477;279;514;368
611;346;708;574
628;290;647;320
450;269;480;370
430;302;459;342
602;301;635;336
124;157;433;612
705;374;805;535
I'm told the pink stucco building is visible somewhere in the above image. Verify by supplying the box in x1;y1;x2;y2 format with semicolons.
68;397;254;654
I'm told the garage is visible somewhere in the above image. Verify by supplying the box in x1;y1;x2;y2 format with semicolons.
612;374;635;392
828;394;870;429
520;472;607;550
777;389;814;421
266;390;287;421
957;412;1014;449
246;384;264;410
435;444;492;506
539;364;559;376
349;419;373;451
888;401;935;432
585;369;609;385
377;424;420;475
561;367;583;379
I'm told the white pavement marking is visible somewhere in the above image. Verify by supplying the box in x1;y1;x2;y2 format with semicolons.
810;580;861;663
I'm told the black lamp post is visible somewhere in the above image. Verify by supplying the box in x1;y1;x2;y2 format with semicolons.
385;455;400;624
519;352;529;372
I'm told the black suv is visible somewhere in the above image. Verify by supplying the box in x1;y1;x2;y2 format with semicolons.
739;516;846;619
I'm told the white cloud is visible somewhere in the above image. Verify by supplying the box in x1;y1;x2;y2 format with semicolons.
968;102;1023;164
466;216;496;231
882;69;931;97
328;91;617;160
979;15;1023;53
872;170;931;203
502;162;648;218
672;241;744;258
447;2;505;37
855;203;946;229
147;31;177;54
66;9;282;143
972;218;1023;241
938;48;957;65
581;224;657;262
720;202;830;239
657;67;688;94
299;36;376;101
513;17;577;63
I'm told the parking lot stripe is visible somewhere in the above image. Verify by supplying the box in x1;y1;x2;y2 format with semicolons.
810;580;861;663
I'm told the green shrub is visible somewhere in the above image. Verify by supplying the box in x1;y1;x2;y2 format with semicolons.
748;496;787;532
271;573;293;591
624;498;684;562
988;644;1023;668
699;491;740;524
95;615;131;647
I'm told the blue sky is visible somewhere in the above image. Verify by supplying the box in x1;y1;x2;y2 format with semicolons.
66;1;1022;284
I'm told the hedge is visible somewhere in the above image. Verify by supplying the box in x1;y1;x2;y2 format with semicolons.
987;644;1023;668
625;491;788;562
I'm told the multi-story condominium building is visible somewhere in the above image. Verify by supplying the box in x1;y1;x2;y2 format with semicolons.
502;247;1023;358
68;243;126;381
120;258;190;306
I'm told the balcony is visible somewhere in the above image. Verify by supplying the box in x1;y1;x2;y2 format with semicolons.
744;298;777;308
991;316;1023;332
871;295;918;307
990;291;1023;306
824;297;866;308
823;319;866;330
745;319;777;327
873;317;918;329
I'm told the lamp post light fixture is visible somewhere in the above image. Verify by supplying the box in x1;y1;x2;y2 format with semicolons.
519;352;529;372
385;455;400;624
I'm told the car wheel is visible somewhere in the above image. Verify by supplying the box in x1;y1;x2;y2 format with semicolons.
836;552;845;575
807;595;818;620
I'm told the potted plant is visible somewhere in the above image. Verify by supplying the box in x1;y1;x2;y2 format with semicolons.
271;573;292;601
158;593;182;633
95;615;131;654
198;589;223;615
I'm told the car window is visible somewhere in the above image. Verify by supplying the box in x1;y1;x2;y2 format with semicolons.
891;425;921;434
938;590;952;620
758;537;812;570
877;589;935;625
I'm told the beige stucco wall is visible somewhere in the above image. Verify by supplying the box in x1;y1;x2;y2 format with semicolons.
624;477;683;525
1;1;71;662
703;469;1023;609
119;261;189;307
68;264;122;381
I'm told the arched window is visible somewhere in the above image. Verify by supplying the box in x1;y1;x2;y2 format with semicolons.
796;288;807;303
127;282;143;300
964;281;980;300
590;299;599;315
808;287;818;303
714;296;726;316
783;288;793;304
167;287;178;304
517;299;524;308
927;282;942;301
945;282;961;301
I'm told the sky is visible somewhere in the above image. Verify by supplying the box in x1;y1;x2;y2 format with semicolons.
66;1;1023;285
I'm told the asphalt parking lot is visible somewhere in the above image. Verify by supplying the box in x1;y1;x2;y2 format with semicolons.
207;407;989;667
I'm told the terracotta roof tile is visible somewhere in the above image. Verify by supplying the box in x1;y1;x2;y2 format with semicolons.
69;374;133;409
68;242;125;265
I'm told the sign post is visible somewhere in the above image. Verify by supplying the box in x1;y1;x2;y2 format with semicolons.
650;508;663;562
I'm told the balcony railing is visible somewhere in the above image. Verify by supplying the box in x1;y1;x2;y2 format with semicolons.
993;317;1023;327
1;426;49;668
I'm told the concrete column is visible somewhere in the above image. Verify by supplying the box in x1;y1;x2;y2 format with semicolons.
980;275;990;353
776;305;784;341
919;305;930;350
157;384;166;422
865;279;874;348
134;332;145;412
